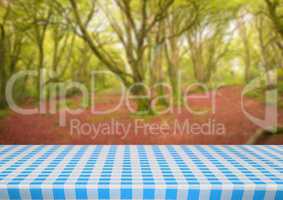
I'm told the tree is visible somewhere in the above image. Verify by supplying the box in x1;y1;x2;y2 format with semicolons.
256;13;281;88
238;11;252;83
0;3;26;108
67;0;174;113
164;1;198;105
186;1;233;83
264;0;283;53
24;1;52;100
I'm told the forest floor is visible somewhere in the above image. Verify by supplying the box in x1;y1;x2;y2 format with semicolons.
0;86;283;144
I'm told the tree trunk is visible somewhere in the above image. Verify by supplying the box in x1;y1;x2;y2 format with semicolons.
130;83;153;115
136;98;153;114
0;24;7;109
37;45;44;101
165;37;181;105
193;64;211;83
247;127;283;144
238;17;251;83
151;43;168;106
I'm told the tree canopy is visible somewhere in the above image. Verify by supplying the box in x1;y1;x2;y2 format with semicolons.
0;0;282;112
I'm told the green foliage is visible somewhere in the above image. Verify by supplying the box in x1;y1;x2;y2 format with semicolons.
245;87;265;101
245;68;283;109
0;0;282;112
0;109;9;119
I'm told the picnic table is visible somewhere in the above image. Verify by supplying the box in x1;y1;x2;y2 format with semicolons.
0;145;282;199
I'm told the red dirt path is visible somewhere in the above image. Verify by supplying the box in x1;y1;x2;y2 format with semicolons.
0;86;283;144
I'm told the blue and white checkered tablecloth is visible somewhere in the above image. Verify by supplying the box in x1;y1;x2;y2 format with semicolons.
0;145;282;200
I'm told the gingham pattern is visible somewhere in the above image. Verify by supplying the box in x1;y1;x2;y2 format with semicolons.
0;145;282;200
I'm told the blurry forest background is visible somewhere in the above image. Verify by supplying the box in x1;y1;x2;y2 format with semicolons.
0;0;283;144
